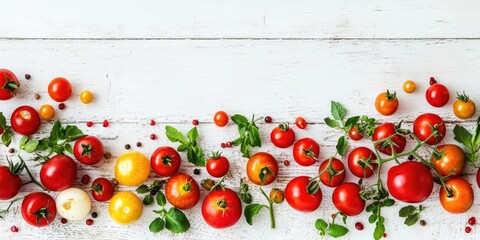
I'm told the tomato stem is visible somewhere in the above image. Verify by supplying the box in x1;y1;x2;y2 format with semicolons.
0;197;23;218
18;156;47;191
259;188;275;229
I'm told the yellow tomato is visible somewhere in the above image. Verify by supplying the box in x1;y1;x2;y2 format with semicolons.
109;192;143;225
80;90;94;104
114;151;150;186
39;104;55;120
403;80;416;93
453;93;476;119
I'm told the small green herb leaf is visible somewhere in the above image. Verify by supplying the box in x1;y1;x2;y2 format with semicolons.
244;204;265;225
328;223;349;238
324;117;340;128
399;206;416;217
157;191;166;207
143;195;154;205
336;136;348;157
136;184;149;194
165;126;185;143
331;101;347;121
164;208;190;233
404;213;420;226
149;217;165;233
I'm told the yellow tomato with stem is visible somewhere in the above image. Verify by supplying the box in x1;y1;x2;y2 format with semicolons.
453;92;476;119
39;104;55;121
109;192;143;224
80;90;94;104
115;151;150;186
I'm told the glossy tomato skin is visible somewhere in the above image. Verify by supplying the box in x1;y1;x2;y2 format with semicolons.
40;155;77;191
270;124;295;148
206;154;230;178
213;111;229;127
293;138;320;166
21;192;57;227
413;113;446;145
202;188;242;228
347;147;378;178
332;182;365;216
387;161;433;203
91;177;114;202
165;173;200;210
0;69;20;100
348;126;363;141
440;177;473;214
150;146;181;177
39;104;55;121
109;192;143;225
318;158;345;187
115;151;151;186
73;135;104;165
477;169;480;188
426;83;450;107
285;176;322;213
372;122;406;155
453;95;476;119
295;117;307;129
375;91;398;116
48;77;72;102
403;80;416;94
0;166;22;200
10;105;41;136
246;152;278;185
431;144;465;177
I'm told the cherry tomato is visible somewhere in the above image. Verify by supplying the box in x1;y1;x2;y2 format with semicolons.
426;83;449;107
372;122;406;155
48;77;72;102
269;188;284;203
213;111;229;127
246;152;278;185
403;80;416;94
39;104;55;121
431;144;465;177
285;176;322;213
387;161;433;203
73;135;104;165
375;90;398;116
347;147;378;178
165;173;200;210
206;152;230;178
270;123;295;148
0;69;20;100
477;168;480;188
202;188;242;228
40;155;77;191
295;117;307;129
114;151;151;186
21;192;56;227
10;105;41;136
453;92;476;119
150;146;181;177
332;182;365;216
348;125;363;141
439;177;473;214
0;165;22;200
91;178;114;202
413;113;446;145
80;90;94;104
109;192;143;225
292;138;320;166
318;158;345;187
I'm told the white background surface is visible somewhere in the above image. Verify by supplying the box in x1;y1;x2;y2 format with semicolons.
1;1;480;239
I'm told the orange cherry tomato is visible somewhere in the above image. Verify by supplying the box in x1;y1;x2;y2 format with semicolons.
246;152;278;186
165;173;200;210
403;80;416;93
439;177;473;214
213;111;228;127
48;77;72;102
431;144;465;177
375;90;398;116
453;92;476;119
39;104;55;121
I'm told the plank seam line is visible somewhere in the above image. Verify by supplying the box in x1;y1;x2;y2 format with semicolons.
1;37;480;41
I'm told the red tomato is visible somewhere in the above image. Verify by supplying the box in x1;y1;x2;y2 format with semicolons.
165;173;200;210
318;158;345;187
347;147;378;178
73;135;104;165
206;152;230;178
21;192;56;227
413;113;446;145
91;177;114;202
0;165;22;200
477;169;480;188
10;105;41;136
48;77;72;102
213;111;229;127
431;144;465;177
150;146;181;177
202;188;242;228
295;117;307;129
440;177;473;214
332;182;365;216
372;122;406;155
285;176;322;213
246;152;278;185
0;69;20;100
292;138;320;166
375;90;398;116
270;123;295;148
387;161;433;203
426;83;450;107
40;155;77;191
348;125;363;141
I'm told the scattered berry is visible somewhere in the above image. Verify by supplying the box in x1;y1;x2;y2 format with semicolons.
136;142;142;147
61;218;68;224
420;220;426;226
8;148;15;154
468;216;476;225
221;143;226;148
111;178;119;187
81;174;91;185
283;160;290;166
264;116;272;123
383;233;387;238
34;93;40;100
91;212;98;218
104;152;112;159
192;119;199;126
58;103;66;110
150;189;158;196
149;119;156;126
102;120;109;127
226;141;233;147
429;77;437;85
86;219;94;226
25;74;31;80
355;222;364;230
465;226;472;233
331;214;335;219
150;134;157;140
408;155;414;161
10;225;18;233
86;121;94;127
124;144;131;150
193;169;200;175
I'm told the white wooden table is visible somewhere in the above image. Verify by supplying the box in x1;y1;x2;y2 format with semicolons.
1;1;480;239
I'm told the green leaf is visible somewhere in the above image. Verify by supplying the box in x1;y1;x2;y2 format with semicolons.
240;192;252;204
399;205;416;217
344;116;360;129
136;184;149;194
65;125;85;141
331;101;347;121
19;136;29;149
149;218;165;233
328;224;349;238
0;112;6;128
373;222;385;240
336;136;348;157
315;219;328;231
24;140;39;153
248;125;261;147
1;128;13;147
187;127;198;143
383;199;395;207
143;194;154;205
324;117;339;128
177;143;189;152
244;204;265;225
156;191;166;207
36;139;49;151
165;208;190;233
231;114;249;128
404;213;420;226
368;214;377;223
165;126;185;143
186;146;205;166
64;143;73;155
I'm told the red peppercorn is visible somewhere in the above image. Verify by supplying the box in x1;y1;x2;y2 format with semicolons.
81;174;91;185
264;116;272;123
221;143;226;148
226;141;233;147
192;119;199;126
429;77;437;85
355;222;364;231
149;119;156;126
468;217;476;225
283;160;290;166
86;219;94;226
150;134;157;140
10;226;19;233
86;121;94;127
383;233;387;238
331;214;335;219
61;218;68;224
103;120;109;127
465;226;472;233
58;103;66;110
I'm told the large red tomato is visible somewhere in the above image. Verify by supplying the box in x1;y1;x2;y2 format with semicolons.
372;122;406;155
439;177;473;214
318;158;345;187
165;173;200;210
387;161;433;203
285;176;322;213
413;113;446;145
293;138;320;166
332;182;365;216
73;135;104;165
202;188;242;228
48;77;72;102
246;152;278;185
0;165;22;200
10;105;41;136
426;83;450;108
431;144;465;177
40;155;77;191
347;147;378;178
0;69;20;100
150;146;181;177
21;192;57;227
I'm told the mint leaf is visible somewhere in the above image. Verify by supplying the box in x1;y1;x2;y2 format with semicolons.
331;101;347;120
143;194;154;205
324;117;339;128
404;213;420;226
244;204;265;225
329;223;349;238
165;126;185;143
187;127;198;143
157;191;166;207
165;208;190;233
24;140;39;153
149;217;165;233
136;184;149;194
345;116;360;129
399;206;416;217
231;114;249;128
